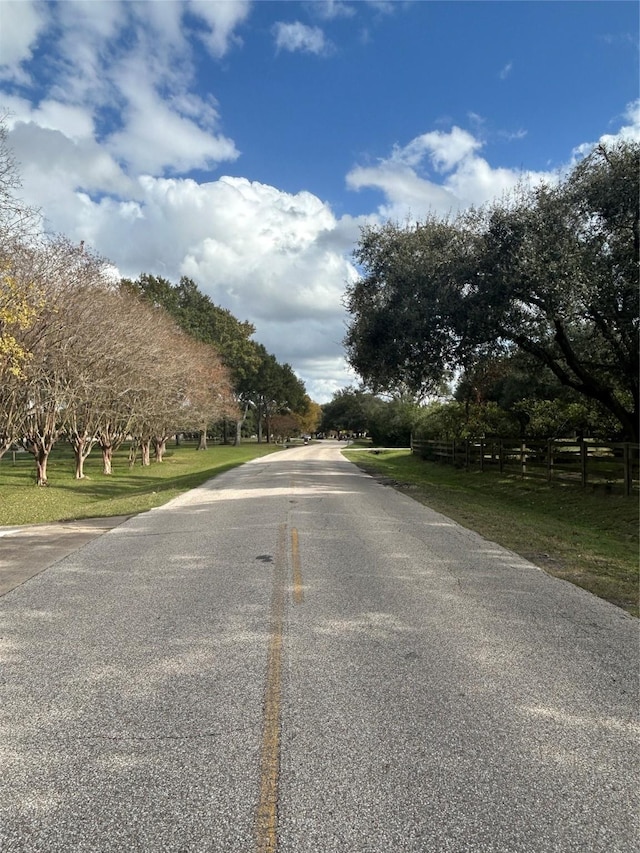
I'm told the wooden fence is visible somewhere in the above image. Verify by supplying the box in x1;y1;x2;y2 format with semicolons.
410;437;640;496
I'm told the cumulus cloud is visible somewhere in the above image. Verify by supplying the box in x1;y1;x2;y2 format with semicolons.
1;0;637;402
273;22;330;55
8;125;362;397
346;126;555;221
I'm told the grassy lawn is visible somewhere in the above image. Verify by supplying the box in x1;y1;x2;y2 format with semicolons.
0;441;281;526
345;447;639;618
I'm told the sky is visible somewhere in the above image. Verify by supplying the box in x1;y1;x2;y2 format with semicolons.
0;0;638;403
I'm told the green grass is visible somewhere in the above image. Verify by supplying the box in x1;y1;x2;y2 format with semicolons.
345;448;639;617
0;441;281;526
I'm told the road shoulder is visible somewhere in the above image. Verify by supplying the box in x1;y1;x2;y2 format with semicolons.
0;516;132;596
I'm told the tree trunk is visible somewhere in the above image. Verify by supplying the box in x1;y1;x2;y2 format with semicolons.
197;429;207;450
71;436;91;479
234;402;253;446
35;448;49;486
153;437;167;462
101;444;113;475
23;437;53;486
74;449;85;479
141;439;151;466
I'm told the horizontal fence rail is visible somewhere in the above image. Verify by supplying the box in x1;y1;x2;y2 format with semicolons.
411;438;640;496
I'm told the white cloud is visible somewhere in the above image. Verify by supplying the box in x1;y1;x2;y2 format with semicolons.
312;1;356;20
571;99;640;162
2;0;636;404
603;98;640;143
14;98;94;140
8;131;360;399
0;0;48;82
188;0;251;58
347;162;458;220
49;0;128;105
0;0;243;177
346;126;554;221
399;127;482;172
106;72;238;174
273;22;330;55
499;61;513;80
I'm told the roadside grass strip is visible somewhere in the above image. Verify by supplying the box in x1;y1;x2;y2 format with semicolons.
345;448;639;618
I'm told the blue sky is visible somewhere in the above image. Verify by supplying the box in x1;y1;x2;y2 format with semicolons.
0;0;638;402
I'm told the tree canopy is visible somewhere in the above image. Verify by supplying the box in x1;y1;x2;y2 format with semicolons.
125;273;310;443
344;141;639;441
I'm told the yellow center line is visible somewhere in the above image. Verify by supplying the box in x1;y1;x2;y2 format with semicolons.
255;523;286;853
291;527;304;605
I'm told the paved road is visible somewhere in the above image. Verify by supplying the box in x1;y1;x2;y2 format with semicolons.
1;443;638;852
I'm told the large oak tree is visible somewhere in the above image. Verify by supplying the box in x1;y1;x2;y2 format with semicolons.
345;141;639;441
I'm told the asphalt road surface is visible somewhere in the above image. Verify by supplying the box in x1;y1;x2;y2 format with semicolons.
1;442;638;852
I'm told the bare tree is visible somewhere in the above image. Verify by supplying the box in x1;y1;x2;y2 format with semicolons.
178;337;238;453
14;236;112;484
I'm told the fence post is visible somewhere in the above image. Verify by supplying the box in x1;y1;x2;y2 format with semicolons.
623;443;632;496
580;440;588;487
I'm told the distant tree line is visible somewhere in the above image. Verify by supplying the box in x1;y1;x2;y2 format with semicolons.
344;142;639;443
0;117;315;485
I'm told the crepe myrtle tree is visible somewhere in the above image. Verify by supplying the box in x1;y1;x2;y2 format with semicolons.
123;309;191;467
14;236;113;484
345;140;639;441
0;120;44;459
63;285;165;478
0;231;238;483
147;335;236;460
181;338;238;451
123;273;261;446
116;309;232;466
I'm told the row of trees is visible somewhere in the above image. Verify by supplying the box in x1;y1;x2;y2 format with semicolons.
1;236;237;484
124;274;318;444
0;118;315;485
344;142;639;443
